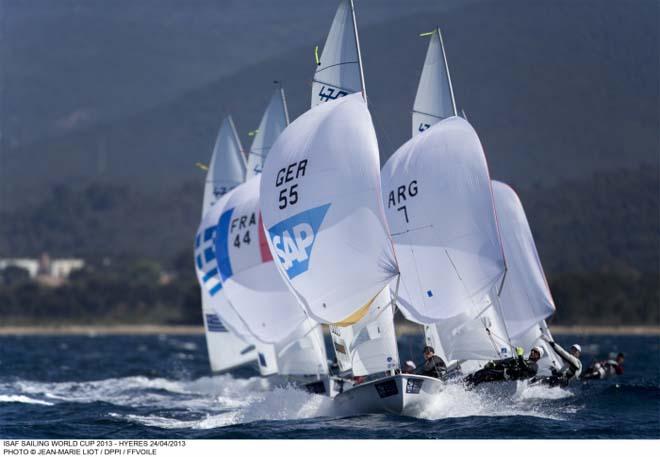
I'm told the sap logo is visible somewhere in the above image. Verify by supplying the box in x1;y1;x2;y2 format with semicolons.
318;85;348;102
418;123;431;132
267;204;330;279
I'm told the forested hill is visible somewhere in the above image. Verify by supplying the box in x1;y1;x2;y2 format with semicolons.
1;0;657;209
1;165;657;277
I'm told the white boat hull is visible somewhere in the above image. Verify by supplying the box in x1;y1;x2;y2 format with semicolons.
333;374;444;416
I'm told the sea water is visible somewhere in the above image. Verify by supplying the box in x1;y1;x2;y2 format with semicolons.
1;334;658;438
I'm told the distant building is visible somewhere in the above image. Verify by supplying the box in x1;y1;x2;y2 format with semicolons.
0;254;85;284
0;258;40;278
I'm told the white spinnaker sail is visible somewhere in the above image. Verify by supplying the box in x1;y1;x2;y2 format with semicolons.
381;116;510;360
492;181;556;338
202;116;247;213
330;286;399;376
260;93;398;325
412;28;457;137
311;0;365;108
246;87;290;178
514;323;562;373
195;199;277;376
200;177;328;375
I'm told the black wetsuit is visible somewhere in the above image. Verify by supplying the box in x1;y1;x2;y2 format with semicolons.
532;341;582;387
464;355;538;387
418;355;447;378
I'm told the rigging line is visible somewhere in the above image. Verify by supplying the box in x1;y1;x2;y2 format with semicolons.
314;61;360;72
390;223;433;237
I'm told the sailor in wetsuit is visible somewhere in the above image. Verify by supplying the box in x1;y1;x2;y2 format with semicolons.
464;346;543;387
532;340;582;387
581;352;624;380
417;346;447;378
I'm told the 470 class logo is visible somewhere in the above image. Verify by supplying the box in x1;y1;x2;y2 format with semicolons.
267;204;330;279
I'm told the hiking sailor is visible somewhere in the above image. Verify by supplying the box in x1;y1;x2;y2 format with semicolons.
418;346;447;378
581;352;624;380
464;346;543;387
533;339;582;387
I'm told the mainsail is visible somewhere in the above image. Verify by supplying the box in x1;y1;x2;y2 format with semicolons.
198;115;256;373
202;116;247;213
311;0;365;108
492;181;561;369
412;28;457;136
330;286;399;376
246;87;290;178
260;93;398;326
381;117;511;361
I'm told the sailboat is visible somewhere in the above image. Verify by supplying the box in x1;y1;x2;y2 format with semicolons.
198;115;260;373
492;181;563;372
196;87;339;390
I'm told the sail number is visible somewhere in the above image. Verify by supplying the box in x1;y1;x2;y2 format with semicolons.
387;180;418;223
230;212;257;248
275;160;308;209
318;86;348;103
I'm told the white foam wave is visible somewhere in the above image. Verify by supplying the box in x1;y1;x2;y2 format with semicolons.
415;381;571;421
0;394;54;406
108;384;332;430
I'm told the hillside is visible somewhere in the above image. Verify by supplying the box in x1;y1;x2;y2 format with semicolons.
1;0;657;209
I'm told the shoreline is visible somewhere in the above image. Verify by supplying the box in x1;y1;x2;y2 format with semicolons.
0;324;659;336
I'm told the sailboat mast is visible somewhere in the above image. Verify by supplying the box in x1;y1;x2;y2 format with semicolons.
276;81;291;126
350;0;367;103
437;27;457;117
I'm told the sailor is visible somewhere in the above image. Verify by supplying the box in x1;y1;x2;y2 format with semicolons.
581;352;624;380
418;346;447;378
464;346;542;387
402;360;417;374
533;340;582;387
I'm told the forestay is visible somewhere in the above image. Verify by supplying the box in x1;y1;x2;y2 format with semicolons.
311;0;364;108
246;87;290;178
260;93;398;325
202;116;246;213
412;28;457;136
381;116;510;360
330;286;399;376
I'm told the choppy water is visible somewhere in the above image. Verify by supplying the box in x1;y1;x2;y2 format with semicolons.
1;334;658;438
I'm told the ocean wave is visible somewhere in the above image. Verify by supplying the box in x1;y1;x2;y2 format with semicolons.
415;381;571;421
0;394;54;406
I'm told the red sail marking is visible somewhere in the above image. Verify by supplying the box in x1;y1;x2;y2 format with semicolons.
258;212;273;262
